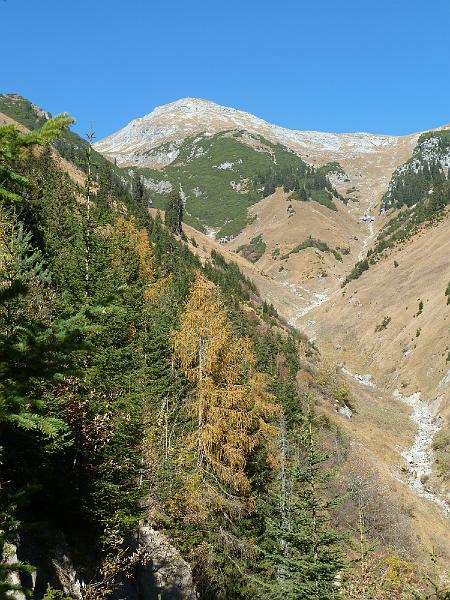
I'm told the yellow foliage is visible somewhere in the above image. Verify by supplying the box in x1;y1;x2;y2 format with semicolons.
110;217;160;300
172;271;279;512
343;552;420;600
383;554;415;588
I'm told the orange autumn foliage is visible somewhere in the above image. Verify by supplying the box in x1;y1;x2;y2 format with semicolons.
172;272;278;507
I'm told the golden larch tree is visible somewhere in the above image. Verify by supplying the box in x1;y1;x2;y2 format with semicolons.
110;217;158;299
172;271;278;512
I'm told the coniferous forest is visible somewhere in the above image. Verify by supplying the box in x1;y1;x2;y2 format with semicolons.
0;113;448;600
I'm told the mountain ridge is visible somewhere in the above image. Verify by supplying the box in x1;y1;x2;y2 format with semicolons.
94;97;450;169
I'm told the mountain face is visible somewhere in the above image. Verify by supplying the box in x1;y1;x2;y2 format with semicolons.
94;97;406;168
93;98;426;241
92;100;449;354
381;129;450;211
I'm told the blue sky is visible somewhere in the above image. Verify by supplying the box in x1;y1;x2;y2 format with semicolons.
1;0;449;139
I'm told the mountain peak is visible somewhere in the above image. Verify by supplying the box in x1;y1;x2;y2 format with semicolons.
142;97;255;122
93;98;425;169
151;97;221;112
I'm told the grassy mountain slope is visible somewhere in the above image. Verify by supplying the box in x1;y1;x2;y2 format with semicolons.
169;211;450;566
138;130;344;239
341;128;450;286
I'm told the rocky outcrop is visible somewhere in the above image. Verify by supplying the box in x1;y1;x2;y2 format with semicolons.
133;524;197;600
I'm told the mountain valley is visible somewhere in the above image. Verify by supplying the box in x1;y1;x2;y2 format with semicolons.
1;93;449;598
94;96;450;548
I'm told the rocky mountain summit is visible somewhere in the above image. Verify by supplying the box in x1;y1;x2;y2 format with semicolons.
93;97;412;168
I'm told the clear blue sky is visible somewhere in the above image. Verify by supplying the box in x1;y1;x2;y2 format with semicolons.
1;0;449;139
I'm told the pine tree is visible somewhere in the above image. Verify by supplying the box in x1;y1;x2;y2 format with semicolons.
260;410;344;600
165;191;183;236
131;171;145;207
96;160;115;210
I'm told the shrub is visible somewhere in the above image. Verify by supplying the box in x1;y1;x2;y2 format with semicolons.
375;316;391;332
342;259;369;287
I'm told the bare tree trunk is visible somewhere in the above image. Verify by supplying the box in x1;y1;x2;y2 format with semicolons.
84;131;94;300
197;337;206;467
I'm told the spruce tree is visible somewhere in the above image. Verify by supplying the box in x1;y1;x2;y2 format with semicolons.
165;191;183;236
260;410;344;600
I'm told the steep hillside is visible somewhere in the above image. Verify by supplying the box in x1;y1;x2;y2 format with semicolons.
107;99;450;561
169;211;450;566
381;129;450;211
8;110;442;599
137;131;345;239
0;94;138;198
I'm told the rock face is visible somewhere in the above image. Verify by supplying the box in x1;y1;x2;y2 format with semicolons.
135;525;197;600
13;529;82;599
110;523;197;600
9;524;196;600
3;541;27;600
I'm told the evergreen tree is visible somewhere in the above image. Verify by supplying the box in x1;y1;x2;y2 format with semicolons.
259;410;344;600
165;191;183;236
0;114;97;598
96;160;115;210
0;113;73;205
131;171;145;207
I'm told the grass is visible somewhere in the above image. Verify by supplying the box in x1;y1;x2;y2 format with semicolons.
343;175;449;286
0;93;47;129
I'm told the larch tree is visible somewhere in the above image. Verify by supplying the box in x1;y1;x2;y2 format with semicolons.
172;271;278;514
